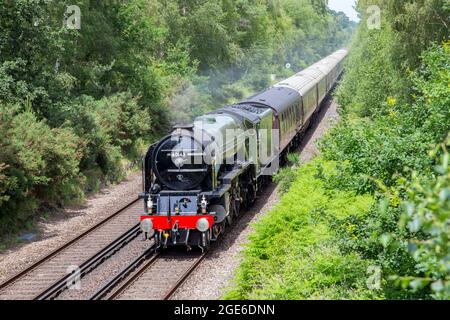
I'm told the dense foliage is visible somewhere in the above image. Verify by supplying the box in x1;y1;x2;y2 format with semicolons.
0;1;353;238
318;0;449;299
395;142;450;299
227;0;449;299
321;43;450;193
224;160;376;299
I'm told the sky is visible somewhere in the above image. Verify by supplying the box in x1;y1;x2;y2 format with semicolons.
328;0;359;22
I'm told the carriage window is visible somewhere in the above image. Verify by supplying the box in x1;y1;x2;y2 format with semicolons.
292;105;295;122
289;106;294;130
289;108;293;130
297;102;301;120
291;106;295;127
285;113;288;133
286;110;289;131
280;114;282;134
285;112;288;133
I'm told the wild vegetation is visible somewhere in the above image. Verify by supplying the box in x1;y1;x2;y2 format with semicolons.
225;159;378;299
226;0;449;299
0;1;354;238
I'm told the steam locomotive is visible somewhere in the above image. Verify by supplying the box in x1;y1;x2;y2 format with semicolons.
139;49;348;251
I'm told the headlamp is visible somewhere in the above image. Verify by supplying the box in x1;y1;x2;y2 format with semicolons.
196;218;210;232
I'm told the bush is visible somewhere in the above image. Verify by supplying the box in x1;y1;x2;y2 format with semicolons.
59;92;150;185
316;41;449;299
320;43;450;193
334;25;406;118
94;92;151;157
224;159;377;299
390;140;450;299
335;139;450;299
0;105;82;235
272;153;301;194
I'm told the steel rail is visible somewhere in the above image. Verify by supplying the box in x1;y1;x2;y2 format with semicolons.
0;198;139;293
162;251;207;300
94;170;273;300
89;246;158;300
160;208;249;300
34;223;141;300
98;246;215;300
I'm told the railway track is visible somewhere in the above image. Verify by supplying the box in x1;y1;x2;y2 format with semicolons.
90;247;207;300
90;207;251;300
0;198;143;300
89;177;274;301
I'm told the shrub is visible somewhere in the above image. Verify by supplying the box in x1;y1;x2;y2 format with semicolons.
391;139;450;299
224;159;377;299
317;43;450;299
94;92;151;157
320;43;450;193
61;92;150;188
0;105;82;236
272;153;301;194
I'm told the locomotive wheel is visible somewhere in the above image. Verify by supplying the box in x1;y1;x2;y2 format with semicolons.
232;186;241;217
220;220;226;233
226;201;234;226
212;221;226;239
246;182;256;207
234;197;241;218
226;213;233;226
227;190;241;225
202;231;211;251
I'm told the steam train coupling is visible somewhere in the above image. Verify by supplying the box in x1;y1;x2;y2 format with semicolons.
139;49;348;251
